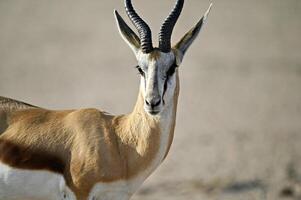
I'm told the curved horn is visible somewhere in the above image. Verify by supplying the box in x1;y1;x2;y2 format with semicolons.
159;0;184;52
125;0;153;53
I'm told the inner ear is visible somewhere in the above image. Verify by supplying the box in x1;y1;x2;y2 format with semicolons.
114;10;141;54
173;3;212;60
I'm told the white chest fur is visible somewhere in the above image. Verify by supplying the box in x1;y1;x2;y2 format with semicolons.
0;162;76;200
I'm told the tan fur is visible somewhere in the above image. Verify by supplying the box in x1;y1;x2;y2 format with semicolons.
148;50;161;60
0;76;179;199
0;96;38;111
0;96;38;134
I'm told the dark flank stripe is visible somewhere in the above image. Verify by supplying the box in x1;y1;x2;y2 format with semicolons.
0;139;65;174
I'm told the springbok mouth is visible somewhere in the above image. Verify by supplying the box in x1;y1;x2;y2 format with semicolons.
146;110;161;115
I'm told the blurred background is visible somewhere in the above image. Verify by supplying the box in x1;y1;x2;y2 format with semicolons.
0;0;301;199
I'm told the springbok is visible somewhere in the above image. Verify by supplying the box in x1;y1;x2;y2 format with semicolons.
0;0;212;199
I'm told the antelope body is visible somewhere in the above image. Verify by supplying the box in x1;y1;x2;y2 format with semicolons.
0;0;211;199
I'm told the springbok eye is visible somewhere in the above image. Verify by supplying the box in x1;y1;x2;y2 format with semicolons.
136;65;145;76
166;63;177;77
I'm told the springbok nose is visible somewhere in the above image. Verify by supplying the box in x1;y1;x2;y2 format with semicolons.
145;99;161;108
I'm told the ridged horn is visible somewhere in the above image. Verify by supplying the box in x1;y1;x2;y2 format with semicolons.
124;0;153;53
159;0;184;53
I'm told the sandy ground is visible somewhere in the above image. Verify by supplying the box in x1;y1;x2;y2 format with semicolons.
0;0;301;199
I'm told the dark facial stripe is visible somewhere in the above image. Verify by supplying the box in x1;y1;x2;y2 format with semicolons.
162;63;178;103
162;79;168;105
0;139;65;174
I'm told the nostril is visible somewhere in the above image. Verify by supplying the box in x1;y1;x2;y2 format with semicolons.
145;99;161;108
153;99;161;107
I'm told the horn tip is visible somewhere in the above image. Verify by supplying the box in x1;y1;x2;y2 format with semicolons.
114;9;119;16
204;2;213;21
114;10;123;22
114;10;125;27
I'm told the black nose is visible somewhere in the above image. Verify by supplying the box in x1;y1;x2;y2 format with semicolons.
145;99;161;108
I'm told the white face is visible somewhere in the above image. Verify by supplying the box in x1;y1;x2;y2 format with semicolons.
136;50;178;116
115;2;212;116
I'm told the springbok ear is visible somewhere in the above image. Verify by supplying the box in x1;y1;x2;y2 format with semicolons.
114;10;141;54
173;3;212;61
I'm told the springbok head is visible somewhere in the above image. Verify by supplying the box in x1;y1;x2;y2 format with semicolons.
115;0;212;115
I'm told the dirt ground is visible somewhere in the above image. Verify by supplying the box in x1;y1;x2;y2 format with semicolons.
0;0;301;199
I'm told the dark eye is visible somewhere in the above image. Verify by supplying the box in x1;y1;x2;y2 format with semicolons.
166;63;177;77
136;65;145;76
